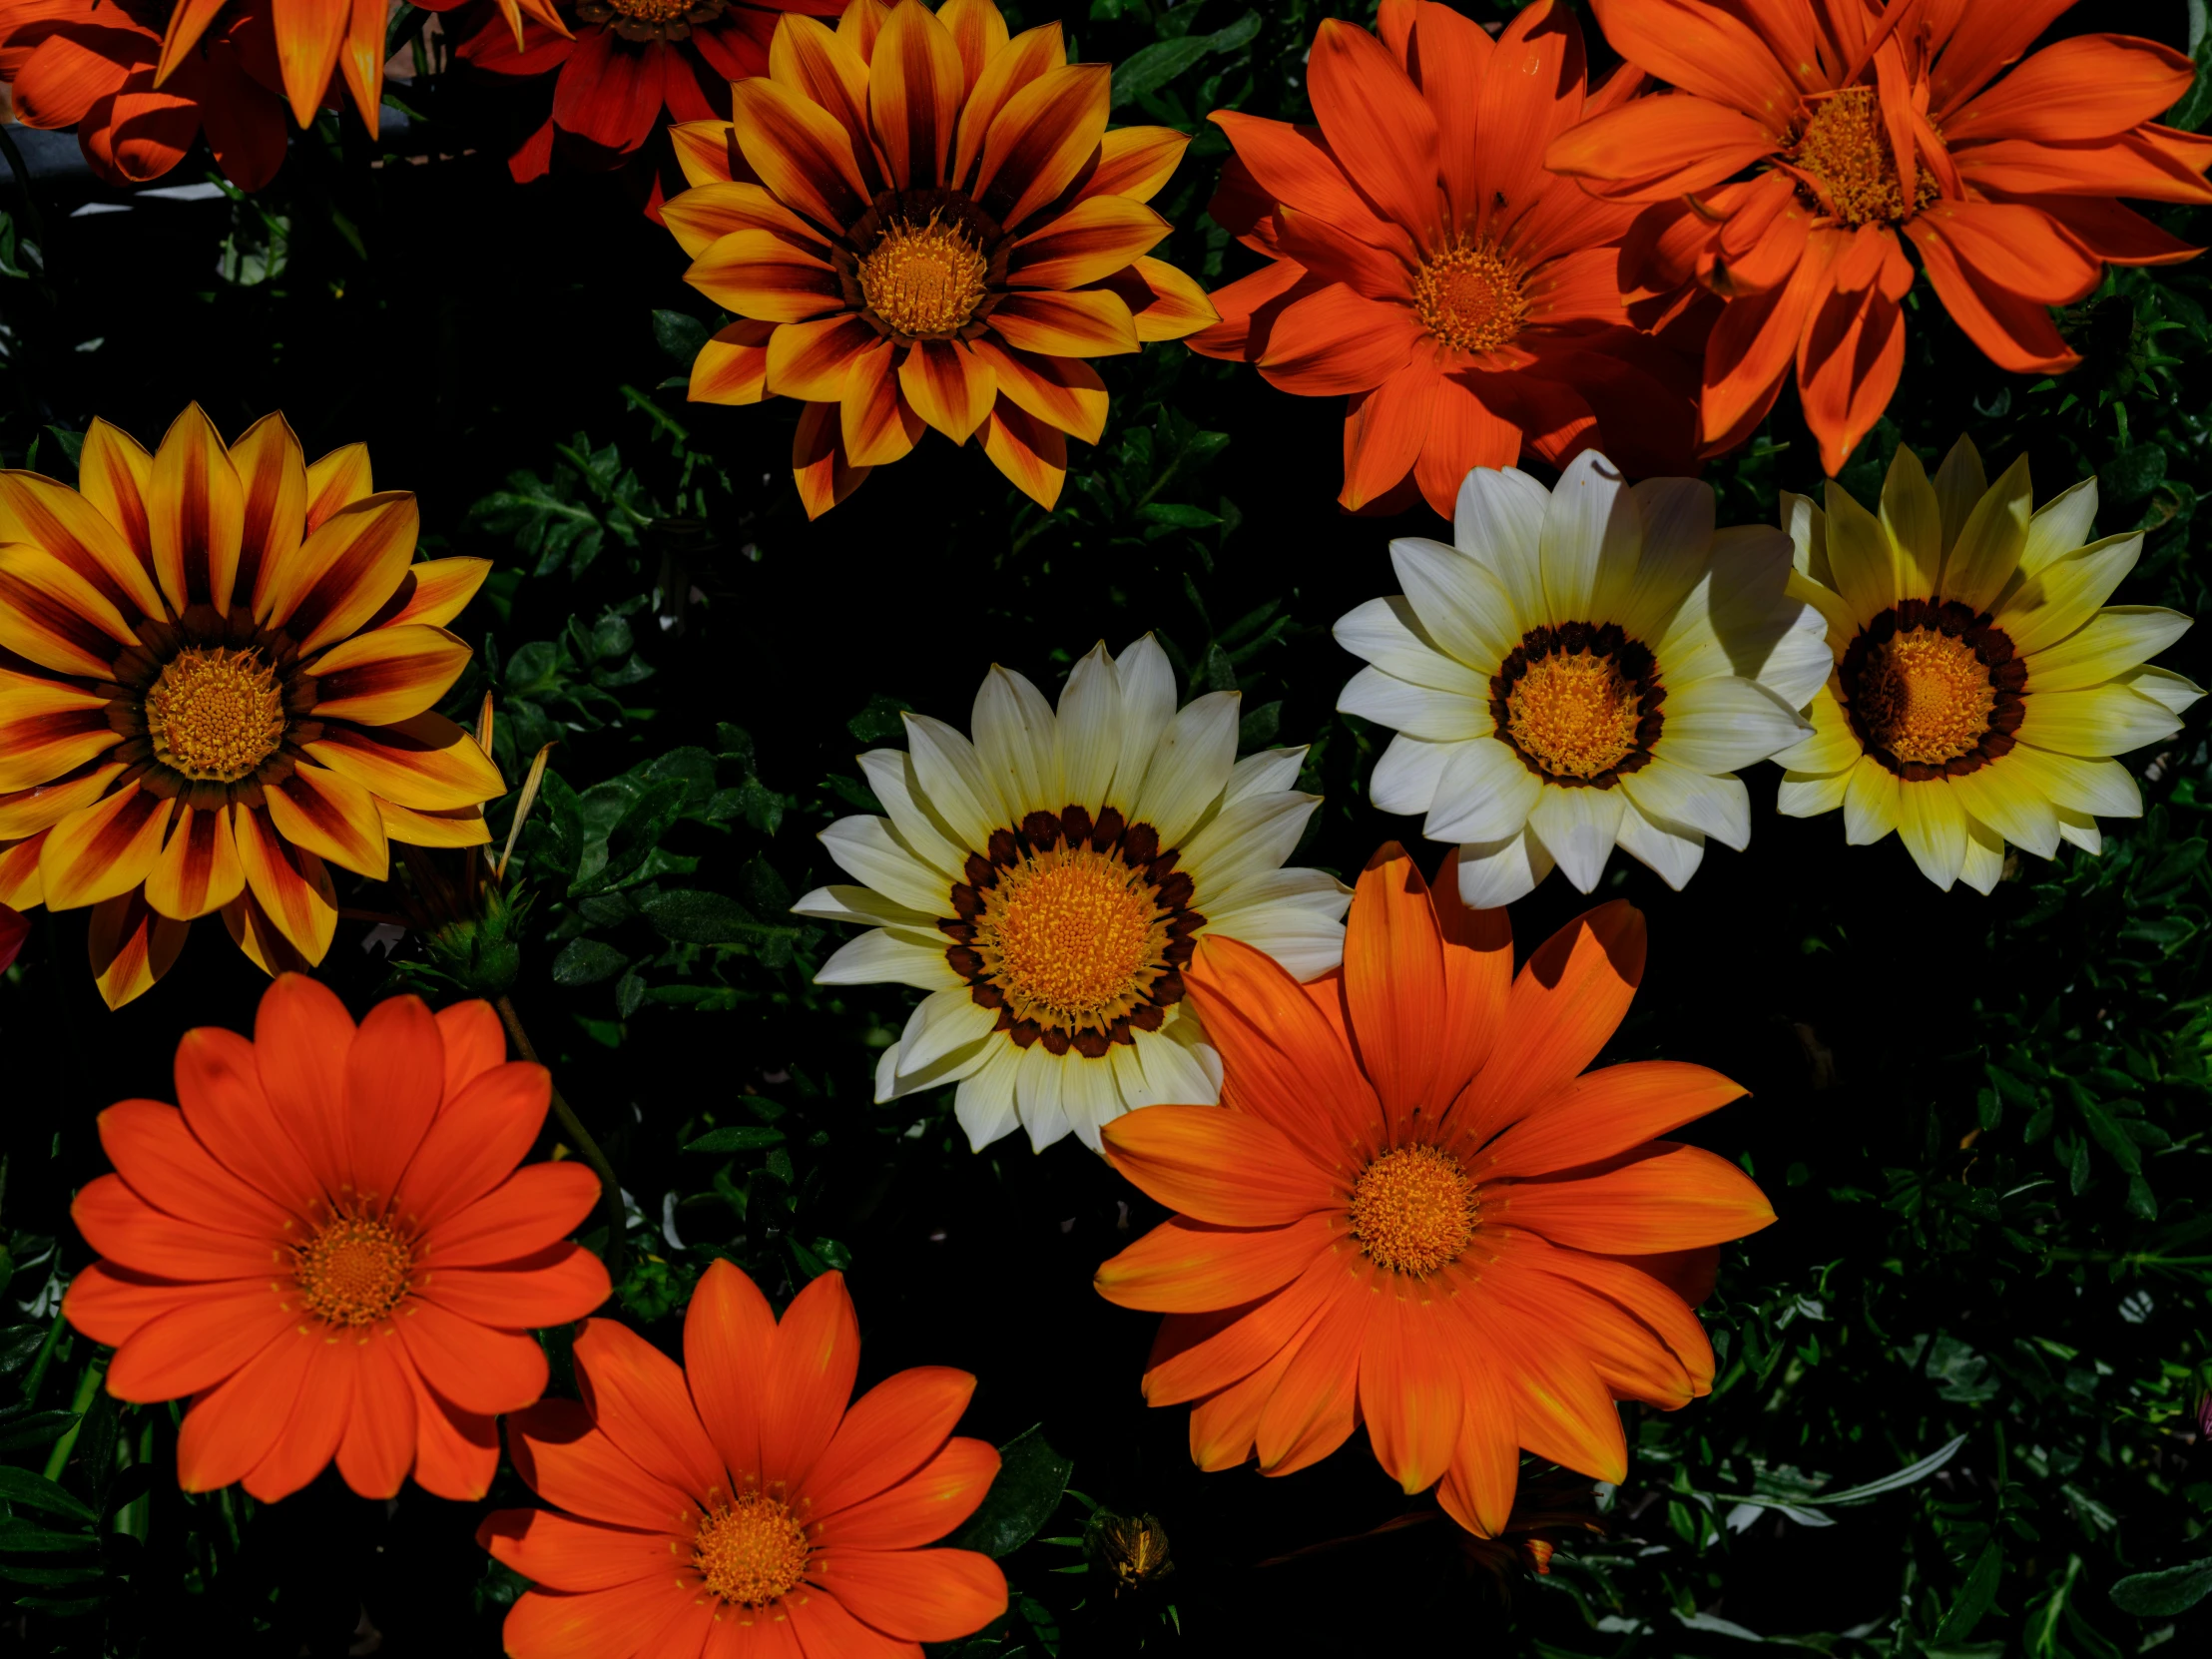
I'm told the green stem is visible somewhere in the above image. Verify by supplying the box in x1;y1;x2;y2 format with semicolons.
0;122;52;274
494;995;627;1268
42;1360;104;1483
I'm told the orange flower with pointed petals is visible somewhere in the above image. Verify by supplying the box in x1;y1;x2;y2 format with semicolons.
1094;845;1773;1535
0;404;506;1007
1546;0;2212;475
662;0;1217;516
151;0;401;138
62;977;610;1501
479;1260;1009;1655
1187;1;1699;520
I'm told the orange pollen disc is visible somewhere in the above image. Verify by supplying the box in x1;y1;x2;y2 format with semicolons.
1786;88;1937;228
1852;626;1996;765
1506;651;1642;780
858;214;989;337
1350;1144;1477;1276
693;1492;812;1607
293;1217;413;1327
974;846;1169;1030
143;645;286;784
1412;241;1528;354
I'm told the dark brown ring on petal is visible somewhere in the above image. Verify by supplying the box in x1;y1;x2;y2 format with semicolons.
1487;620;1665;789
1839;599;2019;779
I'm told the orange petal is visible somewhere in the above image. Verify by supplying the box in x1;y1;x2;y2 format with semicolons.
986;287;1140;358
477;1507;676;1594
1078;124;1188;205
691;318;779;405
766;312;882;401
814;1436;998;1550
1340;844;1459;1127
305;623;471;726
1209;110;1416;259
951;19;1065;188
232;809;337;964
149;402;245;616
97;1094;291;1241
336;0;385;134
303;441;373;530
731;74;871;233
897;338;997;442
175;1320;318;1493
0;541;141;679
1519;1242;1715;1395
1948;34;2196;145
1141;1247;1347;1406
686;229;847;322
1429;845;1515;1086
1492;1140;1775;1253
1342;354;1438;508
421;1249;606;1332
1185;1334;1301;1471
390;1059;553;1229
1254;1255;1373;1475
173;1022;323;1216
1431;1308;1519;1535
1255;282;1421;396
804;1364;976;1518
1307;19;1439;249
332;1333;417;1499
419;1163;602;1269
1452;1266;1625;1481
794;399;872;519
507;1397;692;1532
1094;1213;1333;1313
263;490;421;654
343;993;444;1204
228;412;308;617
71;1173;276;1282
40;781;174;911
1475;1060;1747;1180
364;558;492;632
303;711;506;813
868;0;963;189
761;1269;860;1489
1100;1104;1341;1227
142;803;246;921
391;1297;550;1417
1006;195;1170;290
810;1546;1007;1643
967;338;1105;441
407;1365;500;1501
1906;205;2090;373
65;1261;203;1349
70;416;158;570
572;1317;728;1499
840;338;925;466
977;399;1068;509
973;61;1108;231
1358;1286;1463;1492
270;0;348;129
103;1280;288;1402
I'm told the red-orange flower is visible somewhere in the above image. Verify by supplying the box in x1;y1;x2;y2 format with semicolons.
0;0;288;190
1094;845;1773;1535
480;1260;1008;1655
63;976;610;1502
1187;1;1699;519
1546;0;2212;474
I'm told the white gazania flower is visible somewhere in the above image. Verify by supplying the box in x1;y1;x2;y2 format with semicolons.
1336;451;1832;906
1772;436;2201;891
794;638;1350;1153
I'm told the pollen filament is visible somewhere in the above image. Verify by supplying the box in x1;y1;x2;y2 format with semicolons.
1853;626;1998;765
1786;88;1939;228
1350;1144;1477;1277
293;1217;413;1327
143;645;287;784
859;213;989;338
1491;623;1663;786
1412;240;1528;355
977;848;1164;1027
694;1491;812;1607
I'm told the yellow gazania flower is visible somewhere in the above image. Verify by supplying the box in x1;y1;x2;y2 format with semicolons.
1773;437;2201;891
662;0;1217;517
0;405;506;1005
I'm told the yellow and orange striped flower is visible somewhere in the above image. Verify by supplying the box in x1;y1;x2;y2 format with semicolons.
0;406;505;1007
1546;0;2212;475
1096;846;1773;1535
663;0;1217;516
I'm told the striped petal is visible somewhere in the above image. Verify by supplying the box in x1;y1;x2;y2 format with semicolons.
73;417;156;562
0;669;121;795
303;443;372;530
149;403;246;617
305;624;471;725
897;339;997;442
967;339;1106;441
264;761;390;880
1;448;167;622
1079;124;1189;204
0;541;142;678
233;806;338;963
868;0;963;189
950;20;1066;187
303;712;506;812
263;492;421;654
143;803;247;921
229;412;308;618
87;889;192;1009
367;559;492;632
973;62;1109;231
986;288;1139;357
730;75;871;232
663;180;832;262
687;230;847;322
1007;195;1170;290
691;319;777;406
39;781;174;911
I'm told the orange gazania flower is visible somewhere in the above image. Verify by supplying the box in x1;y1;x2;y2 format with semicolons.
150;0;392;137
480;1260;1008;1654
664;0;1217;516
1094;845;1773;1534
1187;1;1699;519
63;976;610;1501
0;0;288;191
1546;0;2212;475
0;405;506;1007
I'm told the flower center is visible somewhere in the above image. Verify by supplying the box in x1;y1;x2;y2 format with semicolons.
1350;1145;1477;1276
292;1217;413;1327
1785;87;1938;228
1411;241;1528;354
1491;623;1661;786
143;645;287;784
694;1492;812;1607
1840;599;2024;778
858;213;989;338
943;807;1200;1058
577;0;726;36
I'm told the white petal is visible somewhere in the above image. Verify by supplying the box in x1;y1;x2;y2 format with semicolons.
1338;665;1489;741
1055;642;1123;812
816;927;959;989
897;986;998;1073
1131;691;1239;845
1059;1054;1125;1151
2114;665;2205;717
791;882;941;929
1203;904;1348;981
1391;537;1521;674
1148;1012;1223;1099
1179;790;1320;891
1618;756;1752;849
973;665;1061;823
1015;1042;1074;1150
880;1018;996;1101
2020;474;2098;576
1614;799;1706;890
1108;634;1177;809
858;748;974;870
1957;815;2006;894
904;713;1007;848
2056;805;2103;853
1777;770;1852;818
818;817;953;916
1422;736;1543;844
1226;747;1307;804
1618;476;1716;640
1370;734;1466;816
954;1044;1024;1151
1541;449;1639;621
1454;464;1550;626
874;1041;903;1104
1659;678;1809;774
1454;826;1555;908
2009;745;2141;819
2019;606;2192;694
1205;864;1354;919
1108;1041;1156;1115
1527;784;1628;892
1333;595;1491;695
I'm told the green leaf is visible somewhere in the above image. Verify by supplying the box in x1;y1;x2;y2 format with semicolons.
684;1125;787;1153
1111;11;1260;106
652;309;711;367
551;938;630;987
1934;1544;2003;1643
948;1426;1072;1558
0;1468;96;1525
2111;1558;2212;1616
0;1519;95;1552
639;889;759;944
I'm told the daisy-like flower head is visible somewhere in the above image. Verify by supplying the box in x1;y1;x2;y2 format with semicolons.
662;0;1218;516
154;0;394;136
480;1260;1008;1656
1773;436;2201;891
64;977;611;1502
1546;0;2212;474
1095;847;1773;1534
0;405;506;1006
793;637;1350;1153
1189;0;1700;519
1335;451;1832;907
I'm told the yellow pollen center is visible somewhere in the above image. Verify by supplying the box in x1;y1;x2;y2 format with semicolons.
1506;651;1642;779
694;1493;812;1607
1786;88;1938;228
143;646;286;784
977;848;1163;1027
858;215;989;337
1350;1145;1477;1276
293;1218;413;1327
1412;241;1528;354
1854;627;1996;765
